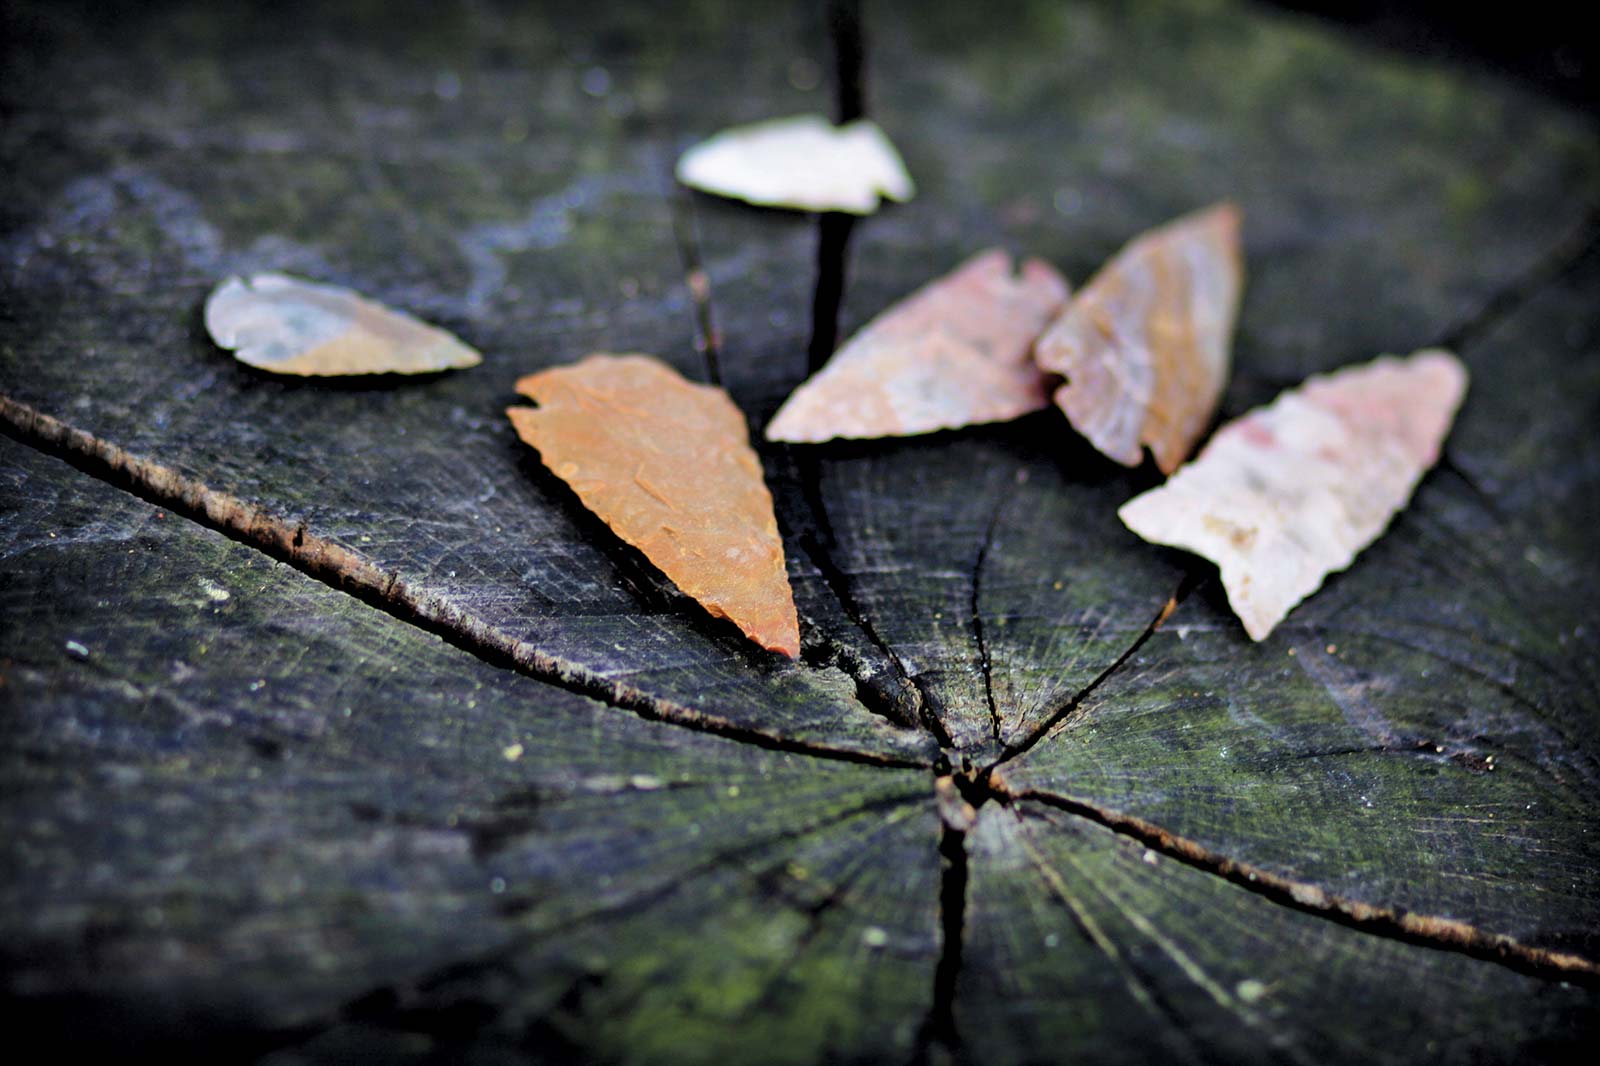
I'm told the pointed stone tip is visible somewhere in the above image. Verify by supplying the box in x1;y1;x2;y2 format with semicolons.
763;407;823;444
1177;201;1243;241
1233;586;1278;642
1410;347;1470;389
766;629;802;660
1019;255;1073;301
1151;443;1183;477
1209;200;1243;226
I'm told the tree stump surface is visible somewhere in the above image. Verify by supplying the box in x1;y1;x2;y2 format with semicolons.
2;0;1597;1061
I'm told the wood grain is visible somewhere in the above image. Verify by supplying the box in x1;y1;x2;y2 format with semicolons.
3;0;1598;1059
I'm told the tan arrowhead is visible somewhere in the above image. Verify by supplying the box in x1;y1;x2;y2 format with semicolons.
204;272;481;376
1119;349;1469;641
675;113;914;215
507;354;800;658
766;250;1070;443
1037;203;1243;473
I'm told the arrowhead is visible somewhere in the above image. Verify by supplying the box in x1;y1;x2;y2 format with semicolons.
204;272;481;376
507;354;801;658
675;113;914;215
1119;349;1469;640
1037;203;1243;473
767;249;1070;443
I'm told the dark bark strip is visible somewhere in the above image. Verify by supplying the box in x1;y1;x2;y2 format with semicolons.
827;0;866;124
911;821;969;1064
805;0;866;374
0;396;926;771
994;576;1193;767
667;187;724;387
788;530;927;729
807;10;973;1057
785;0;955;747
665;134;920;735
807;213;857;375
1007;786;1600;984
969;492;1007;748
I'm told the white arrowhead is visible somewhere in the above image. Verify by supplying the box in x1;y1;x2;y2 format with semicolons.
676;114;914;215
1119;349;1469;640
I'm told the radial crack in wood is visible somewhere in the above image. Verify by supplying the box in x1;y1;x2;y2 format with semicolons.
0;397;920;767
954;803;1596;1065
1007;786;1600;980
0;437;943;1061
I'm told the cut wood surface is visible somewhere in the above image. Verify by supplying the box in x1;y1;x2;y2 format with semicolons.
3;0;1598;1061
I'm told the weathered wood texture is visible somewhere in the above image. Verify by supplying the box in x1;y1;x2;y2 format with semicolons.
3;0;1599;1061
0;438;940;1061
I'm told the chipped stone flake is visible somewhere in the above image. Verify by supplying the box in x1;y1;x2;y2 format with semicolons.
1118;349;1468;641
205;273;481;376
675;114;914;215
507;354;800;658
1037;203;1243;473
766;250;1069;442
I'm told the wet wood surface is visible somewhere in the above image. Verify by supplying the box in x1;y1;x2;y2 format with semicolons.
3;0;1598;1060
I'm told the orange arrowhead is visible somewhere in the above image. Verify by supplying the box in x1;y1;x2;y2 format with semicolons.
507;354;800;658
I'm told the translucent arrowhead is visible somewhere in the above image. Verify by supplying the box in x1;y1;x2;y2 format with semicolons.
767;250;1069;443
1119;350;1469;640
205;273;480;376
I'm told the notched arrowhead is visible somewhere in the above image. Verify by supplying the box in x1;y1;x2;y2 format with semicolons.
507;354;801;658
675;113;915;216
205;272;482;376
1037;203;1243;473
1118;349;1469;641
766;249;1070;443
